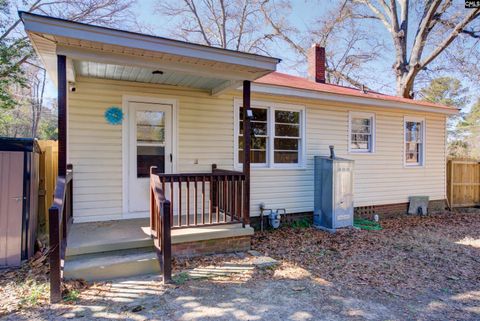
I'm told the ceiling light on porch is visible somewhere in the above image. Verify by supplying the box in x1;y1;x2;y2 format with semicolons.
152;70;164;75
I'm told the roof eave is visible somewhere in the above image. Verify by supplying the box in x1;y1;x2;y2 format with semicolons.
19;11;281;73
251;83;459;115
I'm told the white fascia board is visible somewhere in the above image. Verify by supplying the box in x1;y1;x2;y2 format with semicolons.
251;83;460;115
21;12;280;72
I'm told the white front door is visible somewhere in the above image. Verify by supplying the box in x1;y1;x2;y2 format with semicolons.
127;102;173;214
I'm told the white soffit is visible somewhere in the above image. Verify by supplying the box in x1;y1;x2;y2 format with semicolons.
73;61;226;90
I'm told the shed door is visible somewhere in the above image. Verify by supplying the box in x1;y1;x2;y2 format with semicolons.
127;102;173;215
0;152;24;266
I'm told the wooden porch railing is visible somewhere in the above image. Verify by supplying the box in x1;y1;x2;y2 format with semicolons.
49;164;73;303
151;165;247;229
149;165;247;282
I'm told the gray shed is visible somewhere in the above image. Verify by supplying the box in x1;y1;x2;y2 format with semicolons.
0;137;40;267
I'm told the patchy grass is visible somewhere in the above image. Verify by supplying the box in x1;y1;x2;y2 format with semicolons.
289;218;311;229
18;280;48;308
172;272;190;285
63;289;80;303
0;248;88;317
0;250;50;316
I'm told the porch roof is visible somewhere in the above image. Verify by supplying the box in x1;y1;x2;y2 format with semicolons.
20;12;280;95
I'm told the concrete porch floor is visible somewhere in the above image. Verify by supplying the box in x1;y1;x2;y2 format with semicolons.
66;218;254;257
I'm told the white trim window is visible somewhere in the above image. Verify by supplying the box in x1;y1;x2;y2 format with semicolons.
238;107;269;164
348;112;375;153
235;100;305;168
404;117;425;166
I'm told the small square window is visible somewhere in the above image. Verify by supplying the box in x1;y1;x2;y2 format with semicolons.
349;112;375;153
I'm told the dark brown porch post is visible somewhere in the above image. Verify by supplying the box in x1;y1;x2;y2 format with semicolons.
57;55;67;176
242;80;251;226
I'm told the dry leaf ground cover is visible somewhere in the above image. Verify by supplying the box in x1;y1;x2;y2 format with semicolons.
253;210;480;300
1;210;479;320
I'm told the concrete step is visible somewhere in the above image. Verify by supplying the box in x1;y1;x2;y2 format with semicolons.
64;221;254;281
67;222;254;258
64;248;160;281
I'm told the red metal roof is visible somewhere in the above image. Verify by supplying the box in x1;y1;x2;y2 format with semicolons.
255;72;458;112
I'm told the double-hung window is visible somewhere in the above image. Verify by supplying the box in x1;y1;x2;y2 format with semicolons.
404;117;425;166
349;112;375;153
236;100;305;168
238;107;268;164
274;110;301;163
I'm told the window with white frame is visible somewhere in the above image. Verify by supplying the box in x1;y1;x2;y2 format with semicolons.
349;112;375;153
404;117;425;166
236;101;304;167
238;107;268;164
274;110;301;163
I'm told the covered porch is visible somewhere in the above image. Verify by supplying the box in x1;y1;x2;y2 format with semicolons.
20;12;280;302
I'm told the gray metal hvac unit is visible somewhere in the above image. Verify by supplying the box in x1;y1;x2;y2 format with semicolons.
314;146;354;232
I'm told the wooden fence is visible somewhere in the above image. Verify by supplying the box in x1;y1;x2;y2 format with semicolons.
38;140;58;233
447;159;480;208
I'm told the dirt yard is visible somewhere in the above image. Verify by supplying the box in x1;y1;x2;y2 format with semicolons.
1;210;479;321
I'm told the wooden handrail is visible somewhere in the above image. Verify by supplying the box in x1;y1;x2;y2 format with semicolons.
154;172;245;180
49;164;73;303
50;170;73;217
150;169;172;283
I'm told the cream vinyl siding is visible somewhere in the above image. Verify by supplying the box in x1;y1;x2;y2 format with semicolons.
248;93;446;216
69;77;234;222
68;77;446;222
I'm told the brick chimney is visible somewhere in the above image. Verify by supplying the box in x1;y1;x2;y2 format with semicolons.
308;44;326;83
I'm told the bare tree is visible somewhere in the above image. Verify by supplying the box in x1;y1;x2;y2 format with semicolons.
156;0;278;54
350;0;480;98
260;0;383;90
27;65;46;137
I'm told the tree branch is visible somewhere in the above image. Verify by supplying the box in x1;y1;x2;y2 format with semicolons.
420;7;480;69
328;68;372;91
182;0;212;46
409;0;443;66
236;0;249;50
438;17;480;39
260;1;306;56
352;0;393;32
0;0;42;41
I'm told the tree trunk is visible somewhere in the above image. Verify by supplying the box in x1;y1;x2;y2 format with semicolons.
396;75;412;99
396;67;421;99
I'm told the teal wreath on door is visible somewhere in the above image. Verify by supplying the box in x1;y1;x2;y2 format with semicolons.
104;107;123;125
